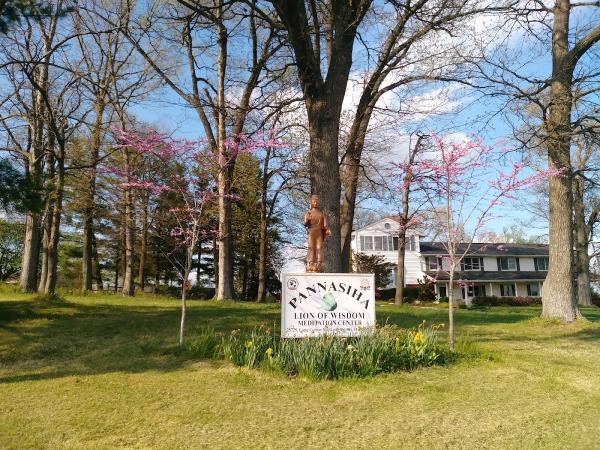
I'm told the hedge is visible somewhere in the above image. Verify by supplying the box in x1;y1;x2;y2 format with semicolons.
472;296;542;306
377;287;420;302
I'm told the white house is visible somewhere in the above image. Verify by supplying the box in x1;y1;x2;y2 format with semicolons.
350;216;423;287
351;217;548;303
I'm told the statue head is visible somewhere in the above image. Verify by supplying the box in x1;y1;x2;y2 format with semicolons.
309;194;319;209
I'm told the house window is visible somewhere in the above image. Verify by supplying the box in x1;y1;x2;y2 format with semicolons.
499;284;516;296
534;257;549;271
360;235;373;251
438;285;447;298
384;222;391;229
498;257;518;271
527;283;540;296
407;235;416;251
473;285;487;296
428;257;441;270
374;236;383;251
461;257;482;271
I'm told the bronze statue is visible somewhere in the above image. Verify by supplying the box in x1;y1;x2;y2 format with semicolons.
304;194;331;272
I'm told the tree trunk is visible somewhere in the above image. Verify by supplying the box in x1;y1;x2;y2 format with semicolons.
179;287;187;348
573;175;592;306
393;136;420;305
448;268;455;352
395;228;407;306
179;247;194;348
121;151;135;297
37;134;56;293
115;209;125;292
82;213;94;291
541;0;580;321
215;2;234;300
256;168;268;302
154;246;161;290
82;102;105;291
138;192;149;291
340;102;374;273
196;243;202;284
20;61;48;293
306;100;342;273
21;212;41;292
216;169;234;299
43;149;65;294
92;233;103;290
37;215;50;293
241;256;249;300
256;210;268;302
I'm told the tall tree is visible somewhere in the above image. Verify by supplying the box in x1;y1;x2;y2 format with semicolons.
269;0;372;272
390;134;425;305
541;0;599;320
465;1;600;320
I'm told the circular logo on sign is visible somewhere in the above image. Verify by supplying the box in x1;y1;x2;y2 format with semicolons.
287;277;298;290
360;278;371;291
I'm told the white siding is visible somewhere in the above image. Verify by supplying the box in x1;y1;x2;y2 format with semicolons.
351;218;424;287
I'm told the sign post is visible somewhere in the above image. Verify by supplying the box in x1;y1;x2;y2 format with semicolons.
281;273;376;338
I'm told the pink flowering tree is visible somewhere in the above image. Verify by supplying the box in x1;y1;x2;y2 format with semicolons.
112;128;275;347
413;133;562;351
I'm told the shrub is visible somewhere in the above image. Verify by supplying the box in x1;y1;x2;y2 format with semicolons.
377;288;395;300
377;287;420;302
472;296;542;307
187;286;215;300
591;290;600;307
353;253;393;289
416;278;436;302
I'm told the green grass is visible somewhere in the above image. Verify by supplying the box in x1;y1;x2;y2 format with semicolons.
1;292;600;449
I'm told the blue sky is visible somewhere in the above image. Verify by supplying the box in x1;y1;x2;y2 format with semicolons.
130;3;600;243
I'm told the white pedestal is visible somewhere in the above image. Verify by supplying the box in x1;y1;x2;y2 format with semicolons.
281;273;375;338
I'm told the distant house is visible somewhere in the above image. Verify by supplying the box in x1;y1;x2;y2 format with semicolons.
351;217;548;302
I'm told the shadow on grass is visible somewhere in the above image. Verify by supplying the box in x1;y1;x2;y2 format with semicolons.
0;298;280;384
0;298;598;384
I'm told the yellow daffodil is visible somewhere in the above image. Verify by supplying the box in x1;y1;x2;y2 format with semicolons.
245;340;253;349
266;347;273;359
413;331;425;345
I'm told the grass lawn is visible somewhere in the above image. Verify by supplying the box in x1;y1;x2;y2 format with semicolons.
1;292;600;449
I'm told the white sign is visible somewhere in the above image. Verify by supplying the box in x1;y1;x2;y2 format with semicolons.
281;273;376;338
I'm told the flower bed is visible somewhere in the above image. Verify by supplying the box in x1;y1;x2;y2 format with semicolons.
185;323;448;380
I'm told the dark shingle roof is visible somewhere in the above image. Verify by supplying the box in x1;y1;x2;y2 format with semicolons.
425;271;547;281
419;242;548;256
